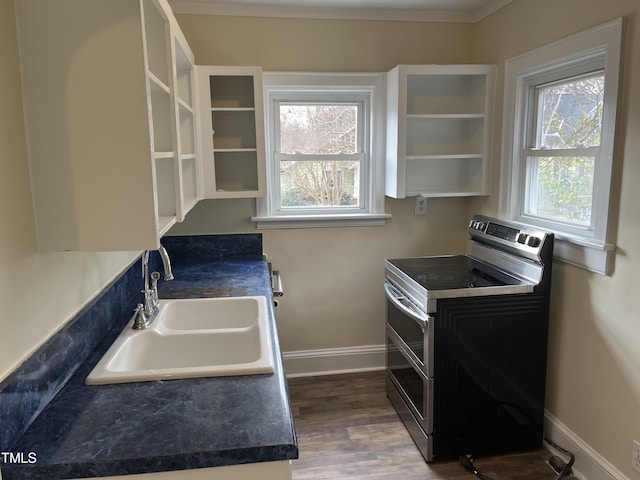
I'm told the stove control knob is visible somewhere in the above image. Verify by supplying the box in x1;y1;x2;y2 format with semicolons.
526;236;541;247
517;233;528;244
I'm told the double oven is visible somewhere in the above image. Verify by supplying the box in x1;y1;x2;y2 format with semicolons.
385;215;553;462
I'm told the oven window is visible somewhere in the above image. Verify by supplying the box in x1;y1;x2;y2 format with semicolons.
387;338;424;419
387;300;424;364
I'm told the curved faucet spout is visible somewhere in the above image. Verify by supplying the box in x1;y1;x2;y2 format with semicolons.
158;245;174;281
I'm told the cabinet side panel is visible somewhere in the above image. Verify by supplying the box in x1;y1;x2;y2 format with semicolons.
16;0;82;249
17;0;158;250
481;66;496;195
252;70;267;196
385;67;402;198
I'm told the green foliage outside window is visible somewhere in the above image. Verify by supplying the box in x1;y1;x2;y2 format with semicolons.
527;73;604;226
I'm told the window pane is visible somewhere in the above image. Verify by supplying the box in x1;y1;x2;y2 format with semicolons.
279;104;358;154
537;73;604;149
280;159;360;207
526;156;594;226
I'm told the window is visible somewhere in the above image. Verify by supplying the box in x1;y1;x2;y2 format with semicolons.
277;102;363;209
525;72;604;226
501;18;625;275
253;73;389;228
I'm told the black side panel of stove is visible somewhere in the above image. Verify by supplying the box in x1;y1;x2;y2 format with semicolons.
432;293;550;461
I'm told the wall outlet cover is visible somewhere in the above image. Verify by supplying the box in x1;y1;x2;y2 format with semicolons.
414;196;427;215
632;440;640;474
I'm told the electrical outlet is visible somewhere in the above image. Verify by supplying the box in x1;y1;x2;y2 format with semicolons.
414;196;427;215
632;440;640;474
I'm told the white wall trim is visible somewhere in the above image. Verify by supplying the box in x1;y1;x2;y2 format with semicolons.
499;18;625;276
282;345;385;378
472;0;513;23
545;411;632;480
168;0;513;23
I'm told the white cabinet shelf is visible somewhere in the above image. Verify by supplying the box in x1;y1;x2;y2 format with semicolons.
197;67;266;198
386;65;496;198
16;0;199;251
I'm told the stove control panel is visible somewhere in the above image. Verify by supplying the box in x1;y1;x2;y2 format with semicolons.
468;215;552;262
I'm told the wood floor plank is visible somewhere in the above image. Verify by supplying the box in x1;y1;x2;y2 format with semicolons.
288;371;559;480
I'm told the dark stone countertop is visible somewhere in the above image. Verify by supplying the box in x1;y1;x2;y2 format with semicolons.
4;259;298;479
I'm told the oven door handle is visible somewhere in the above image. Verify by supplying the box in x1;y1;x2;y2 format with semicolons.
384;281;429;324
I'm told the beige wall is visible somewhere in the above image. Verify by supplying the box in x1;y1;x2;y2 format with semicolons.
470;1;640;478
176;15;474;71
170;197;469;350
174;6;640;478
170;15;477;352
2;1;637;477
0;0;137;381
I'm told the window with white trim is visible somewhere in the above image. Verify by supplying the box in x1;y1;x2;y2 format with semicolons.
500;18;625;275
253;73;389;229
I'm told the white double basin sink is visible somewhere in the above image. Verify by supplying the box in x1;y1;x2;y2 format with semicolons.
86;296;274;385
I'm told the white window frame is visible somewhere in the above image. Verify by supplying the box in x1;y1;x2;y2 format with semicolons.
500;18;625;275
253;72;390;229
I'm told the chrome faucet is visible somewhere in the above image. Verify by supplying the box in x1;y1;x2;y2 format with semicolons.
132;246;174;329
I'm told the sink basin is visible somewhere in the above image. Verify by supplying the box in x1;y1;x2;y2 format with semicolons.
86;296;274;385
159;296;260;330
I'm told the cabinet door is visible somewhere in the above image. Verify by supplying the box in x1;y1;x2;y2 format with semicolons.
197;66;267;198
386;65;496;199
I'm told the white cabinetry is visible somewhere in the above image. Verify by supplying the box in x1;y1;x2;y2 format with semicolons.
386;65;496;198
16;0;199;251
172;28;200;221
197;66;266;198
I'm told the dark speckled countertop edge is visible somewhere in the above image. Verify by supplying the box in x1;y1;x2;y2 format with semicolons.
2;257;298;480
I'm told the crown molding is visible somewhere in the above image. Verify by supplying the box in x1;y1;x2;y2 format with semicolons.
169;0;513;23
472;0;513;22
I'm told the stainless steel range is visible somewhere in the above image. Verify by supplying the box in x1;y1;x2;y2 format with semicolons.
384;215;553;462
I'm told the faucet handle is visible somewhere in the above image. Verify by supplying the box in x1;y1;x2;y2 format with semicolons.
150;271;161;305
132;303;148;330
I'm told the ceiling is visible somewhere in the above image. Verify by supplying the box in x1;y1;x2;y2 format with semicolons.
168;0;513;23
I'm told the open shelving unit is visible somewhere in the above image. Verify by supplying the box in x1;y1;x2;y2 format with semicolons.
143;0;177;235
197;67;266;198
386;65;496;198
16;0;199;251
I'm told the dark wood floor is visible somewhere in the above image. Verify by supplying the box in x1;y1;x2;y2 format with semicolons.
287;371;557;480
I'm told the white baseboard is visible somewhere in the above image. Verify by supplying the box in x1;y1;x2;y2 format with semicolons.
545;411;631;480
282;344;386;378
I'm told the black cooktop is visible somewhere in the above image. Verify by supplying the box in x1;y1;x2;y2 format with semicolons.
387;255;524;291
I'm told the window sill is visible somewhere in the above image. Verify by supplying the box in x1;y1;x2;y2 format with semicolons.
251;213;391;229
553;234;615;275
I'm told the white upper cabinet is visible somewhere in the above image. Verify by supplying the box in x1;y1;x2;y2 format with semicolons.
16;0;199;251
171;27;200;221
196;66;267;198
385;65;496;198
